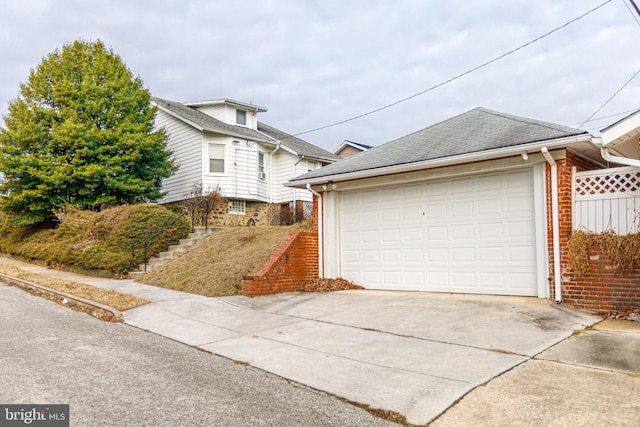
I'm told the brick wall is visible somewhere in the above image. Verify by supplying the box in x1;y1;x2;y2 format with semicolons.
241;231;319;296
551;149;640;314
562;242;640;314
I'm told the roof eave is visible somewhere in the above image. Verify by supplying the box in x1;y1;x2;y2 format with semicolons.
184;98;268;112
287;133;592;188
601;109;640;148
153;102;205;132
202;127;272;143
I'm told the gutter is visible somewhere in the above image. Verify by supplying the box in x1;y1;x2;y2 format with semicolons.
600;146;640;168
286;134;592;188
306;184;324;278
541;147;562;302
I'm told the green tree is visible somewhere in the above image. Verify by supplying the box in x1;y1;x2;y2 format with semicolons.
0;40;176;225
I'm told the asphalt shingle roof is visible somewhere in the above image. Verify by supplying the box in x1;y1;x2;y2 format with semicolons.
257;122;340;162
291;107;587;182
153;97;339;162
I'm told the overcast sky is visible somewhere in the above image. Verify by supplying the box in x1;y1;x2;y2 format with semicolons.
1;0;639;152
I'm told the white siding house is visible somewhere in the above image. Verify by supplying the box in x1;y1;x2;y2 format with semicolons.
152;97;339;223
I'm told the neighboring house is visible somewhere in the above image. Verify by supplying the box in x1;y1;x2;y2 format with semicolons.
287;107;640;311
152;97;340;225
333;140;372;158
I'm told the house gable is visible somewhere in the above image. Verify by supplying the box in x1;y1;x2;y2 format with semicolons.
600;109;640;159
333;140;372;158
152;96;339;209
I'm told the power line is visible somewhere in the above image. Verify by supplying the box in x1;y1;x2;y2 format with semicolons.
292;0;614;138
567;107;640;126
578;66;640;128
626;0;640;26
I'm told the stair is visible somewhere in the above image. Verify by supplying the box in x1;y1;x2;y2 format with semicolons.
128;228;212;279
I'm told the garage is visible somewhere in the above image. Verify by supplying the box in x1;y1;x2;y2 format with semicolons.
288;107;593;300
339;169;540;296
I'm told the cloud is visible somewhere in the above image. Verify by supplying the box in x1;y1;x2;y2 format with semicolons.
0;0;639;150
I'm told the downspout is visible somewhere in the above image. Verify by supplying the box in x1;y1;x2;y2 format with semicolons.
306;183;324;279
541;147;562;302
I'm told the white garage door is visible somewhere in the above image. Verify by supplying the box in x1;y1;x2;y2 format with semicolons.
339;169;539;296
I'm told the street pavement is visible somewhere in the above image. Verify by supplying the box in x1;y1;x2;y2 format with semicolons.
2;257;640;426
0;283;395;427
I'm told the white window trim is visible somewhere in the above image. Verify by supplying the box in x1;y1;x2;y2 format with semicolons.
208;143;225;174
229;199;246;215
258;152;265;179
236;109;247;126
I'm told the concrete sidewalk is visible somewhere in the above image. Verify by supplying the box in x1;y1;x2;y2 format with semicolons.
2;258;639;425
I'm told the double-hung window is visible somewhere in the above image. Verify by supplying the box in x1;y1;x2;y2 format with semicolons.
258;152;265;179
208;144;224;173
236;109;247;126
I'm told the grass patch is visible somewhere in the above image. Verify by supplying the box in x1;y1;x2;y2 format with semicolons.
0;205;191;275
139;223;310;296
0;263;149;319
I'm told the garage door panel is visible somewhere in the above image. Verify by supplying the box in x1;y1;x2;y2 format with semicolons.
478;199;503;215
427;226;448;240
426;181;447;196
403;184;423;199
507;221;534;238
478;246;504;262
509;245;536;262
452;224;474;239
452;201;474;216
403;228;423;241
427;203;447;218
403;205;423;221
426;248;448;262
404;249;425;262
478;222;503;239
339;169;539;296
450;178;474;194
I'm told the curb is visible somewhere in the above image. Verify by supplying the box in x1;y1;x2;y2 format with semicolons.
0;272;122;318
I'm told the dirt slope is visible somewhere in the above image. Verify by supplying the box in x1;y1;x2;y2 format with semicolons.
137;224;309;297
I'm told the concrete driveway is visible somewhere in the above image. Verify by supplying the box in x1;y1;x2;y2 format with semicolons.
123;289;600;425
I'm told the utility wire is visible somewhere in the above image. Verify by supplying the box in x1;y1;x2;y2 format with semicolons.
567;107;640;126
626;0;640;26
578;66;640;128
292;0;614;138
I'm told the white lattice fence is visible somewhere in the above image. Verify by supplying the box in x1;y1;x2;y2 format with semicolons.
573;166;640;234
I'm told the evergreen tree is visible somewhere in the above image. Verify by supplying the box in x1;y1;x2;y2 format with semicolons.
0;40;176;225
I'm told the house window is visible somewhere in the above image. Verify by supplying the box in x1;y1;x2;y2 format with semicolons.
236;109;247;126
229;199;246;215
307;160;317;172
208;144;225;173
258;152;265;179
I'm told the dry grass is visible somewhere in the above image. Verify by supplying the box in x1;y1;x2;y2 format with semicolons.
139;223;311;296
0;264;149;313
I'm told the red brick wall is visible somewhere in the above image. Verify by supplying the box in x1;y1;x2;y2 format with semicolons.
241;231;319;296
562;242;640;315
550;149;640;314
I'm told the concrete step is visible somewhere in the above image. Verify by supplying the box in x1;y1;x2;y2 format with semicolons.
128;271;146;280
128;230;214;279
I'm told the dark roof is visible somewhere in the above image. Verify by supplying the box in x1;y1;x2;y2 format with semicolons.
153;97;270;142
344;140;373;150
291;107;587;182
257;122;340;162
153;97;339;162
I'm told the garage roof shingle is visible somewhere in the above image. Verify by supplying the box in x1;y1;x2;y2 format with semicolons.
290;107;586;182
